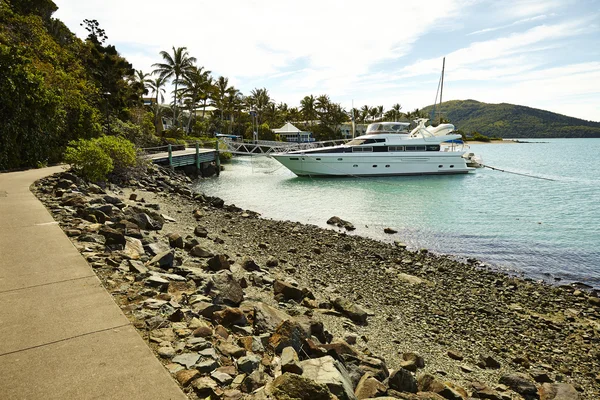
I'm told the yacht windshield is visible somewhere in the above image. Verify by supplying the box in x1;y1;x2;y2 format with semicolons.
366;123;409;134
346;139;366;146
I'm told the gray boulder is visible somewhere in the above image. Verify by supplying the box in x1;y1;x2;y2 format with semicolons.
300;355;357;400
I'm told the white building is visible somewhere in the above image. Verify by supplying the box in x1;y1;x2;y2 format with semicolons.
272;122;314;142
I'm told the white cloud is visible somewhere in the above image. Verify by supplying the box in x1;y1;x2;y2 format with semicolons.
53;0;600;121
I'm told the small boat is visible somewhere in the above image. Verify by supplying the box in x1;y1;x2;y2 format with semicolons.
271;120;476;177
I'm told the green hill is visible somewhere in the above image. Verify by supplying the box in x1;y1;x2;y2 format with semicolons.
422;100;600;138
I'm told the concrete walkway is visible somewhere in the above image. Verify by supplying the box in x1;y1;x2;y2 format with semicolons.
0;167;187;399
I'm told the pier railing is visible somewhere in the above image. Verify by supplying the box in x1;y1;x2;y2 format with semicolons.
219;138;350;155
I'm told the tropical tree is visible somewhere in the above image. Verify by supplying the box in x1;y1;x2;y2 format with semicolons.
179;65;212;133
152;46;197;128
248;88;271;124
300;95;317;124
147;75;167;133
129;69;151;103
360;105;370;123
376;105;384;120
391;103;402;121
211;76;230;126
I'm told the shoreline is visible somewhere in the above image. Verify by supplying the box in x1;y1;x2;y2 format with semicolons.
33;167;600;399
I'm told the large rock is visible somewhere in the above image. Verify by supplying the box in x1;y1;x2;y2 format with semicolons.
133;212;163;230
148;250;174;269
246;301;294;334
300;356;357;400
237;353;262;374
210;271;244;306
167;233;184;248
194;225;209;237
270;372;332;400
540;383;579;400
99;226;125;247
388;368;417;394
499;373;538;397
269;320;308;354
333;297;368;324
213;307;247;327
281;346;303;375
207;254;230;271
354;373;386;399
417;374;463;399
190;245;214;258
123;236;144;259
274;280;305;301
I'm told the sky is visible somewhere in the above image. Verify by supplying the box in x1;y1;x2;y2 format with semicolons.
53;0;600;121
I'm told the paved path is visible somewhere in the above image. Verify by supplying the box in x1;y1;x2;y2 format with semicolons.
0;167;186;399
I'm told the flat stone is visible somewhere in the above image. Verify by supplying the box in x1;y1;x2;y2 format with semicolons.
300;355;357;400
237;353;261;374
499;373;538;396
540;383;579;400
270;373;332;400
281;346;303;375
176;369;200;387
172;353;200;369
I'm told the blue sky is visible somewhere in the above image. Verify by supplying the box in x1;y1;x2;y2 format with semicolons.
54;0;600;121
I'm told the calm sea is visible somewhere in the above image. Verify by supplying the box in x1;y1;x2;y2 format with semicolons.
195;139;600;289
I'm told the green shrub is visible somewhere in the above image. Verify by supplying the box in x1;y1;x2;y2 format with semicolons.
219;151;233;162
64;136;138;182
64;139;114;182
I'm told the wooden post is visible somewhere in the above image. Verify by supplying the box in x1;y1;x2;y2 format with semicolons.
215;139;221;176
168;144;173;169
195;141;200;171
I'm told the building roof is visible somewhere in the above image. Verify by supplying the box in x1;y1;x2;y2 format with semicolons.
273;122;304;134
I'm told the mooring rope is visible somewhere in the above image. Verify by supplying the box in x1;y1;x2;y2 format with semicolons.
480;164;555;181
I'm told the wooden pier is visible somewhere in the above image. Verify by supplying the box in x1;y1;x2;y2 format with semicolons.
144;143;220;175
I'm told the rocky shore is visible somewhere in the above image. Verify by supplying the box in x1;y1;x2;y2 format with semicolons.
32;166;600;400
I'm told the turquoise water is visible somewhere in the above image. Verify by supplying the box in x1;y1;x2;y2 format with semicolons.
195;139;600;288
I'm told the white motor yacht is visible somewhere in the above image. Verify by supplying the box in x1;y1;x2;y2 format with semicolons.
271;119;476;177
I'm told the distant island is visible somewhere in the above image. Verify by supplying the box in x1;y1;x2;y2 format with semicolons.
422;100;600;139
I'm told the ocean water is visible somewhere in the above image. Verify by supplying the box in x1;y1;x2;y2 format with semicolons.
195;139;600;288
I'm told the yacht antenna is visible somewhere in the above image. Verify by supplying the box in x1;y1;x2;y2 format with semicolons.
439;57;445;124
351;99;356;139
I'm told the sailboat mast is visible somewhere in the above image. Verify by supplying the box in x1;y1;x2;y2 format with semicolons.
439;57;445;124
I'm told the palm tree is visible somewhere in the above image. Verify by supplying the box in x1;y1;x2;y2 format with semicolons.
300;95;317;125
360;105;370;123
130;69;151;100
179;65;212;133
248;88;271;124
224;87;243;134
376;105;384;121
152;46;197;128
391;103;402;122
211;76;230;125
147;75;168;133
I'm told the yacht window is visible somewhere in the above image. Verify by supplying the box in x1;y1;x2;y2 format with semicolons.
439;165;443;168
352;147;373;152
346;139;366;146
427;145;441;151
385;165;390;168
290;157;299;160
372;165;378;168
405;146;426;151
450;165;454;168
363;139;386;144
316;158;321;160
353;164;358;167
337;158;343;161
389;146;404;152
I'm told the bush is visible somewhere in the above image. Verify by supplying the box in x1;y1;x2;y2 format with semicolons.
64;136;138;182
64;139;114;182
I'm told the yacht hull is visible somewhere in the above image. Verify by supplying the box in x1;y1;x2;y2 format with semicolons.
272;152;474;177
